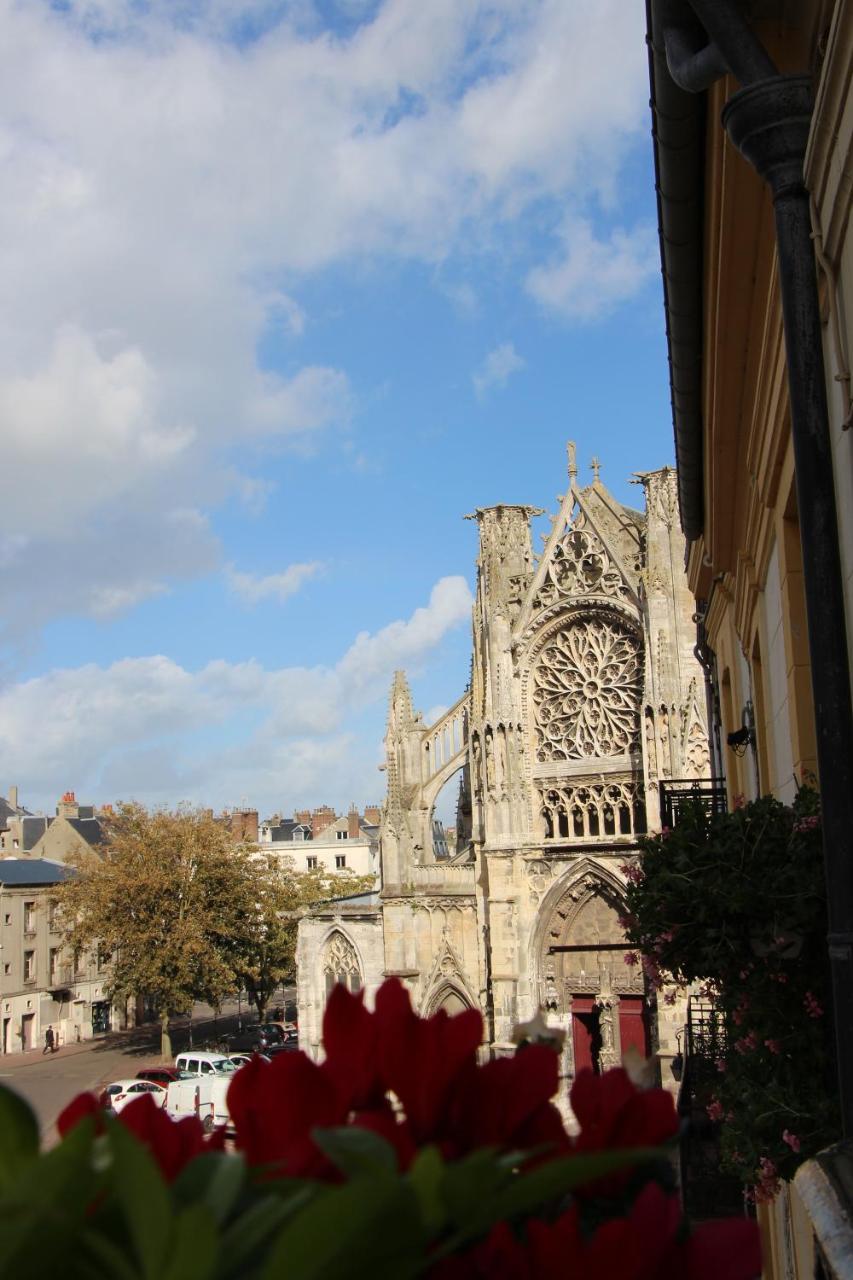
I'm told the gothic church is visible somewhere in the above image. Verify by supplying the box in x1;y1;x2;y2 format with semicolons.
297;451;708;1082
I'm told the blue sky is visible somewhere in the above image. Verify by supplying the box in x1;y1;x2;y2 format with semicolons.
0;0;673;818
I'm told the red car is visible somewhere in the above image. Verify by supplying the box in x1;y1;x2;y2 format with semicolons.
135;1065;185;1087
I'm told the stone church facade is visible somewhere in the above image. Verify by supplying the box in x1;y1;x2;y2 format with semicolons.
297;452;709;1084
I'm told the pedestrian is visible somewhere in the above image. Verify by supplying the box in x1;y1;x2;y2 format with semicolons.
43;1025;55;1055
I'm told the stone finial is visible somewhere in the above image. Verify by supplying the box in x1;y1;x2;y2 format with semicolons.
567;440;578;484
591;455;601;482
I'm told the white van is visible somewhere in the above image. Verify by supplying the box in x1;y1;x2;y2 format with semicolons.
166;1073;231;1132
174;1051;239;1078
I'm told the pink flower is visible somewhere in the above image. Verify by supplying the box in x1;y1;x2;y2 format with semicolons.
734;1031;758;1055
804;992;824;1018
764;1039;781;1055
620;862;644;885
733;794;746;809
715;1058;727;1074
782;1130;801;1153
659;826;671;841
624;952;639;967
706;1098;724;1122
793;815;819;832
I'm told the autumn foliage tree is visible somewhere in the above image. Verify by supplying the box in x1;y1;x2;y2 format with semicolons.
54;803;374;1054
228;858;374;1023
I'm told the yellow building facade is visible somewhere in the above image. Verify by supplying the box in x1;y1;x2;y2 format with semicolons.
647;1;853;1274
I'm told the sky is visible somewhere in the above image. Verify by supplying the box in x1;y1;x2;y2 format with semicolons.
0;0;675;820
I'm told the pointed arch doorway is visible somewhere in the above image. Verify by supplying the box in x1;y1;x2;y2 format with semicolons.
538;869;650;1075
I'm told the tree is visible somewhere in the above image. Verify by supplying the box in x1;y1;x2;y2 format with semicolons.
227;857;374;1023
54;803;256;1057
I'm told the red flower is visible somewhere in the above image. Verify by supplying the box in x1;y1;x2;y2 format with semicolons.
447;1045;569;1160
528;1183;760;1279
571;1067;679;1155
227;1049;345;1177
569;1067;678;1195
119;1092;214;1182
57;1091;105;1138
373;978;483;1145
321;982;383;1111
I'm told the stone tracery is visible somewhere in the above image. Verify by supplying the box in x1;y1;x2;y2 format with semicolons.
534;526;632;611
532;617;642;760
322;931;362;997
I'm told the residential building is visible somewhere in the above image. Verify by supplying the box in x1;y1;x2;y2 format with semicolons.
0;859;118;1053
0;791;104;862
646;1;853;1271
261;806;379;881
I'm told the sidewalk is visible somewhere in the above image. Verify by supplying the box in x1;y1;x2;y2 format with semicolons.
0;1023;149;1072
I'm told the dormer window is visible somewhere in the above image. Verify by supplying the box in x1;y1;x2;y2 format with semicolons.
336;830;348;840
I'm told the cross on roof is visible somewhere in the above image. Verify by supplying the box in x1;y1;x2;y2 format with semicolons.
591;455;601;481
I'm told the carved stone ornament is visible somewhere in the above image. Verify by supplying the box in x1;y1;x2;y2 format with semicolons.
323;931;361;989
532;617;642;760
534;527;631;611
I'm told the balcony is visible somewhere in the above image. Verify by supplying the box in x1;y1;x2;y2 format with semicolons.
677;998;743;1219
658;778;727;829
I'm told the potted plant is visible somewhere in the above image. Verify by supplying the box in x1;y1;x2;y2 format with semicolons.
0;977;759;1277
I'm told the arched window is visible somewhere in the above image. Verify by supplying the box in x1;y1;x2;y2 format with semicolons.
322;931;362;999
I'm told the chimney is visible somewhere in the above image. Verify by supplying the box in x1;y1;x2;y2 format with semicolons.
57;791;78;818
7;786;17;811
312;805;336;838
294;809;311;827
363;805;381;826
347;806;361;840
230;809;258;843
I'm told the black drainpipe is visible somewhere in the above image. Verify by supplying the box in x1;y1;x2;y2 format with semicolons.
658;0;853;1135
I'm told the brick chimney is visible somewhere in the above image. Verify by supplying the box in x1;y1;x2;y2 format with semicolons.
57;792;79;819
363;805;381;826
347;806;361;839
7;785;18;811
294;809;311;827
312;805;336;838
232;809;259;843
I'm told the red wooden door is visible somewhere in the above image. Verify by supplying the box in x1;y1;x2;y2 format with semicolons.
618;996;650;1058
571;996;597;1074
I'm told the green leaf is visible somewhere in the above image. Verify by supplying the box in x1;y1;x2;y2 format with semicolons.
161;1205;218;1280
219;1188;316;1276
407;1146;445;1234
312;1126;398;1177
172;1151;246;1224
490;1146;663;1220
106;1118;171;1280
0;1084;39;1188
261;1175;424;1280
0;1118;97;1278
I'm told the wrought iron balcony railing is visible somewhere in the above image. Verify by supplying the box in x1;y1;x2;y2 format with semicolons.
659;777;728;829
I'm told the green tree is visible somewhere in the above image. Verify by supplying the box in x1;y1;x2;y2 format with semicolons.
54;803;254;1057
228;857;374;1022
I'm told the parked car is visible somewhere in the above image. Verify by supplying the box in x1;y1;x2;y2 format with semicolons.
136;1065;187;1087
225;1053;270;1068
263;1040;300;1057
258;1021;297;1043
218;1027;275;1054
174;1051;239;1077
99;1079;167;1113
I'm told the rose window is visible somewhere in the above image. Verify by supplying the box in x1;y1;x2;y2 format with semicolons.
532;618;642;760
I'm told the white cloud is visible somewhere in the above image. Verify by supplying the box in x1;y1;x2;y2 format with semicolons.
526;219;658;321
473;342;525;399
225;561;325;605
0;0;648;639
0;575;473;811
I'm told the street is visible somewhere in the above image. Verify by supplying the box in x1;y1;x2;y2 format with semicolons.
0;991;295;1143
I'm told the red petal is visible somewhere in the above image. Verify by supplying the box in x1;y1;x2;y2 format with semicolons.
120;1093;206;1182
57;1092;104;1138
